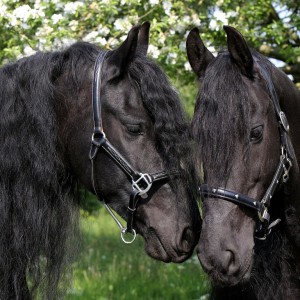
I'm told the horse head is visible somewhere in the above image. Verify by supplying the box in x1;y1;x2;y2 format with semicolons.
187;25;300;291
58;22;201;263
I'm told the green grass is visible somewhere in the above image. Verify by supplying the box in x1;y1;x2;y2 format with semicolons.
65;208;210;300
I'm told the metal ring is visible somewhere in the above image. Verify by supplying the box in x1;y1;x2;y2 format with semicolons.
121;228;136;244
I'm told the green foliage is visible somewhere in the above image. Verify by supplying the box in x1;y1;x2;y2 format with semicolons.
1;0;299;91
66;208;210;299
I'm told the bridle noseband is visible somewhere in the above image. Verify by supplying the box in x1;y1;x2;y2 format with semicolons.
199;61;293;240
89;51;176;244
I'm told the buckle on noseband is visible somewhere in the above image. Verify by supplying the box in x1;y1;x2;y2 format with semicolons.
132;173;152;198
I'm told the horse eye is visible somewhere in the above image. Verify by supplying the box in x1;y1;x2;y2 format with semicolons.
250;125;263;142
126;124;142;135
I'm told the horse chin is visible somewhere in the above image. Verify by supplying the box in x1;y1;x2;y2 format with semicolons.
209;258;253;287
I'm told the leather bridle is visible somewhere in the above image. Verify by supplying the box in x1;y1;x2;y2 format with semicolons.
199;61;293;240
89;51;175;244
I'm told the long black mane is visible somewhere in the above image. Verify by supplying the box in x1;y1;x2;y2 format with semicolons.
0;41;194;299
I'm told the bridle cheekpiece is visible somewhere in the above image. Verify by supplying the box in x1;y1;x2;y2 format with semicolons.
89;51;175;244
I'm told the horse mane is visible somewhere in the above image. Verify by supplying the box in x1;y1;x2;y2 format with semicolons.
0;41;196;298
0;50;80;299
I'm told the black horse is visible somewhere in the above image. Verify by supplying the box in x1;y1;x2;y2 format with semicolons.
0;22;201;299
187;26;300;299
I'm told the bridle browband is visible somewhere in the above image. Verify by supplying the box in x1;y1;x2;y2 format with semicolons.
89;51;176;244
199;60;293;240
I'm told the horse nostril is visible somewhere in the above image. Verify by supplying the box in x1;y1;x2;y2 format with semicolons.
176;227;195;254
223;250;239;276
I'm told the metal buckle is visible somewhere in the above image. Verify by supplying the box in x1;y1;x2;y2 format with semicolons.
281;147;292;183
258;205;270;223
91;132;106;147
132;173;152;198
279;111;289;132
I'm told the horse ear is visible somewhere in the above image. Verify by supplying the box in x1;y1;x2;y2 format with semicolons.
223;25;254;77
186;27;214;77
105;24;141;80
137;21;150;56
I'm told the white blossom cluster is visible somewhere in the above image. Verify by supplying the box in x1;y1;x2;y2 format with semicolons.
0;0;214;81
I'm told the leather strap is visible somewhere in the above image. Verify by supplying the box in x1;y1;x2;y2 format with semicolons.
92;51;108;135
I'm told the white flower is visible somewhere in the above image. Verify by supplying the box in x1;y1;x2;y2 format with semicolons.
95;37;107;46
13;5;32;21
114;18;132;32
51;13;63;24
184;61;192;71
149;0;159;6
119;35;127;42
98;24;110;36
214;9;229;23
158;32;166;45
0;3;7;17
148;45;160;59
107;37;119;48
69;20;78;31
166;52;177;64
163;1;172;15
207;45;217;56
191;13;201;26
64;1;84;15
179;41;186;52
114;19;131;31
36;24;54;37
83;31;98;42
209;19;218;30
23;45;36;57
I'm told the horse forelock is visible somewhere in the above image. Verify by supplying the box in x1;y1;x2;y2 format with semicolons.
192;51;251;183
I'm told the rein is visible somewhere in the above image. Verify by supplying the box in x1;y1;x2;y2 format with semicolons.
199;61;293;240
89;51;174;244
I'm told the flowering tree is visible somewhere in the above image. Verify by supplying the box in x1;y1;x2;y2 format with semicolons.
0;0;299;114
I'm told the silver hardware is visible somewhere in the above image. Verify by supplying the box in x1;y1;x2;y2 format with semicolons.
91;132;106;144
279;111;289;132
121;228;137;244
258;206;270;223
256;234;268;241
104;203;136;244
132;173;152;196
268;218;281;230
